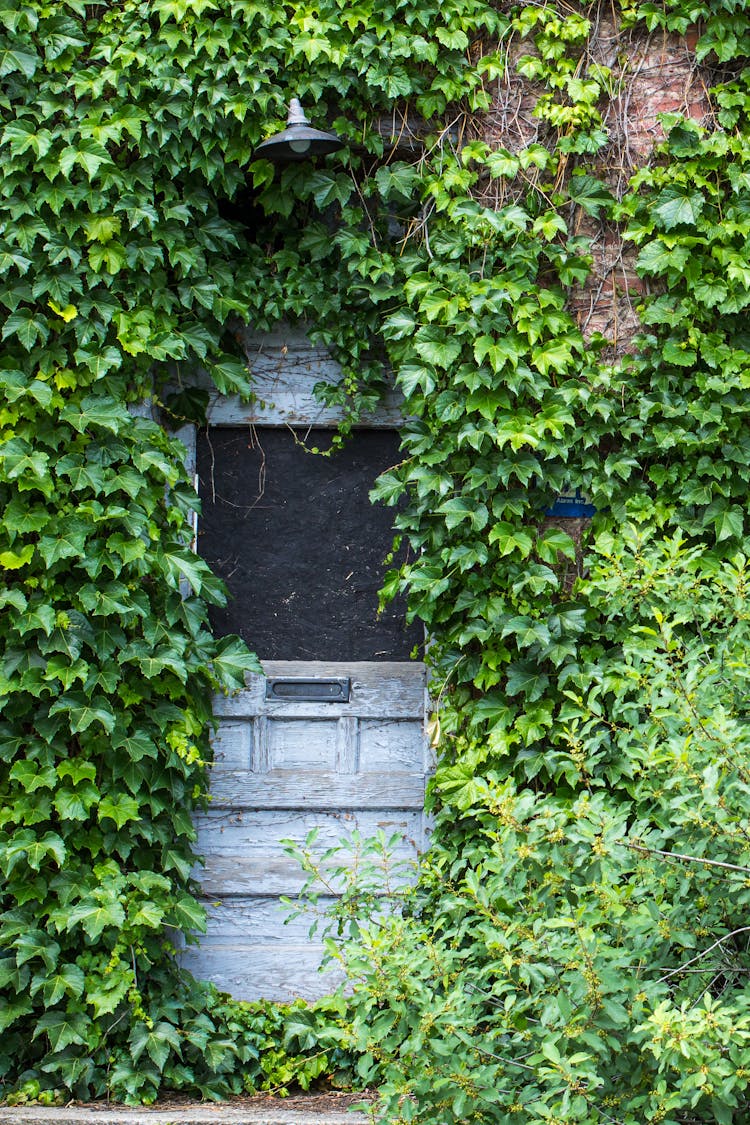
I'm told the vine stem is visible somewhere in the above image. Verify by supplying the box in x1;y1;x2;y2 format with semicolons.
656;926;750;983
622;840;750;875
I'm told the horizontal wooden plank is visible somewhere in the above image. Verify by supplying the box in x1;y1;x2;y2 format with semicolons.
205;389;403;429
179;944;343;1002
180;323;403;430
213;661;426;719
195;806;423;849
198;896;339;943
197;851;418;897
207;769;426;809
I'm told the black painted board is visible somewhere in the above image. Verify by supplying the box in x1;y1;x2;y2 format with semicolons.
195;428;422;661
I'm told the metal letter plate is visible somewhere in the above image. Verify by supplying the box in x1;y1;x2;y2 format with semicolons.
265;677;351;703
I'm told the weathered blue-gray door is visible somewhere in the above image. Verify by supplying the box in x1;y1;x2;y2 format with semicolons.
179;326;430;1001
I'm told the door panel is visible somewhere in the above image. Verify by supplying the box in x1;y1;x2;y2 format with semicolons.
181;660;427;1001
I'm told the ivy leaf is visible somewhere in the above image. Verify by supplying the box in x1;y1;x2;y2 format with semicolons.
567;173;614;217
161;547;215;598
170;893;207;932
0;46;38;78
88;241;126;274
537;528;576;563
61;395;129;433
397;364;436;396
54;786;97;821
65;898;126;940
75;139;112;179
384;309;417;340
0;997;33;1033
32;1011;88;1052
48;299;78;322
98;794;140;829
112;731;158;762
0;544;35;569
489;522;534;558
505;660;550;701
36;964;86;1006
212;635;262;691
37;523;89;566
7;831;67;872
413;328;462;369
131;900;165;929
9;761;57;792
129;1020;181;1072
2;308;49;349
662;340;697;367
705;503;744;542
636;241;690;276
49;693;116;734
652;187;705;230
500;616;552;647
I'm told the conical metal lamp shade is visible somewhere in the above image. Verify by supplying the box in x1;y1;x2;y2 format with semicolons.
255;98;344;163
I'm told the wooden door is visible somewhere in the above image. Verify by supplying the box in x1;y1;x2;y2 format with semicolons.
179;326;429;1001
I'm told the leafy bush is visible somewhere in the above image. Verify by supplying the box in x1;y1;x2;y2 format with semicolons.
313;531;750;1123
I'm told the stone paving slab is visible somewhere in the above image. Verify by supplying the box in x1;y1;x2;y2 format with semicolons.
0;1109;369;1125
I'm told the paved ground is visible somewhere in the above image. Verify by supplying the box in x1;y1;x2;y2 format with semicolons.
0;1108;369;1125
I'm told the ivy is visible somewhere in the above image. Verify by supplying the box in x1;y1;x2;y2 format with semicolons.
0;0;506;1105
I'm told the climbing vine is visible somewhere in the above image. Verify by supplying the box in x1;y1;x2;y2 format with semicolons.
5;0;750;1117
0;0;503;1104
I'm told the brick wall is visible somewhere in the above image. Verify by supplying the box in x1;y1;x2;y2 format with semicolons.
479;20;713;350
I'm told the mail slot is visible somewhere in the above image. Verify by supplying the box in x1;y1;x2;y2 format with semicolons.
265;677;351;703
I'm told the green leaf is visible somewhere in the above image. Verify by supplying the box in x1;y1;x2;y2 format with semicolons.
9;761;57;792
0;544;35;569
98;794;140;829
65;899;126;940
88;241;126;274
0;46;38;78
35;963;86;1006
652;186;704;229
112;730;158;761
413;328;462;369
567;173;615;217
212;635;262;691
75;138;112;179
61;395;129;433
489;522;534;557
49;693;116;734
3;831;67;873
636;241;690;276
397;364;436;396
662;339;696;366
505;660;550;701
500;615;551;647
537;528;576;563
129;1020;181;1072
170;893;206;932
2;309;48;349
33;1011;88;1052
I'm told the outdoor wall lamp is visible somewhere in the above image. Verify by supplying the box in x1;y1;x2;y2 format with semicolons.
254;97;345;163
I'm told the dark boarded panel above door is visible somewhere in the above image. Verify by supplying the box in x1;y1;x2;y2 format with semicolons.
196;427;421;661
